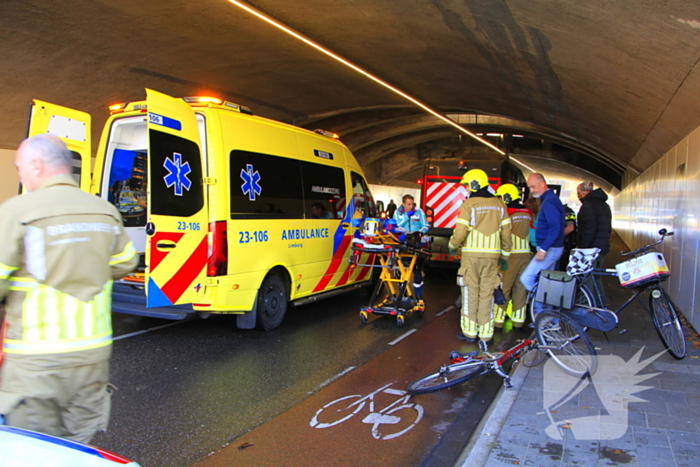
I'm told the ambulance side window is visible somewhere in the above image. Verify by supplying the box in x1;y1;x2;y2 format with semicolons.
301;162;345;219
350;172;377;218
149;129;204;217
230;150;304;219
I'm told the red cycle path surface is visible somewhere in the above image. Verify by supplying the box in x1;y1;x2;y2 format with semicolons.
191;309;518;467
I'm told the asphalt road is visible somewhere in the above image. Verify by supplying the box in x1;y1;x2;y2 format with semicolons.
93;271;516;467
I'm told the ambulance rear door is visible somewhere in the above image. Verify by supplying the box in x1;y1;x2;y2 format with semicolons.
145;89;208;307
26;100;92;192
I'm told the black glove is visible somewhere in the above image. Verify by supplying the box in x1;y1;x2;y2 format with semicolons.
499;258;509;271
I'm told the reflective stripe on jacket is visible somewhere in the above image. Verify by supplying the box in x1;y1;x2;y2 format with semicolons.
449;195;512;259
0;175;138;361
507;207;534;255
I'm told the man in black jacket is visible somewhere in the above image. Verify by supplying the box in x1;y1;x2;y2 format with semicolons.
577;181;612;300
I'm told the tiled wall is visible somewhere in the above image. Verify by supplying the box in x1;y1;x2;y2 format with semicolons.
614;126;700;333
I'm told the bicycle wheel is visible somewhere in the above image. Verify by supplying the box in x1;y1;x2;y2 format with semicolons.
407;361;487;395
534;309;597;377
649;287;686;359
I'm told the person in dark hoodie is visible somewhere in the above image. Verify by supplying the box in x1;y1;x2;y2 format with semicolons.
576;181;612;300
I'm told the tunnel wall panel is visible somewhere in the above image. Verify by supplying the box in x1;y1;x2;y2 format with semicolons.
615;125;700;332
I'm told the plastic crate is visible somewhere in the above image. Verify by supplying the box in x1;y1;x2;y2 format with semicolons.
615;252;670;288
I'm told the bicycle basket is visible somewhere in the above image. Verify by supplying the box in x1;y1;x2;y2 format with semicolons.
566;248;601;276
535;270;577;309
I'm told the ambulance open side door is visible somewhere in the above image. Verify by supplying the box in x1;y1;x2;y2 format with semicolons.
145;89;207;307
26;100;92;192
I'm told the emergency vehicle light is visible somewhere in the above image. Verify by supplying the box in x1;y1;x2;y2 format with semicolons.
314;129;340;139
183;96;223;105
108;103;127;113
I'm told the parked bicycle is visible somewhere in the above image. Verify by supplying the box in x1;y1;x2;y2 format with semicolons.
407;334;596;395
528;229;686;360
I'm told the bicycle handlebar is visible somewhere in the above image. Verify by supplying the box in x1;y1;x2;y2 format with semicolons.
620;228;673;257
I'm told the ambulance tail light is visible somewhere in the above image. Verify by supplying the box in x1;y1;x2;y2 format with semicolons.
425;206;434;228
208;221;228;276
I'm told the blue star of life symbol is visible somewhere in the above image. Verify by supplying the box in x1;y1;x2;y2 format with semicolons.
240;164;262;201
163;153;192;197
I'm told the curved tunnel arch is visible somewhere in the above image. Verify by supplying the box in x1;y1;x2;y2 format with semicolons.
299;106;626;188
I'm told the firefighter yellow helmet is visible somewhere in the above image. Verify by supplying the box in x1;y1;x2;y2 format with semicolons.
496;183;520;203
460;169;489;192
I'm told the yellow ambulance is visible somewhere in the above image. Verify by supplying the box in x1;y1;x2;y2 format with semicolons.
27;89;378;330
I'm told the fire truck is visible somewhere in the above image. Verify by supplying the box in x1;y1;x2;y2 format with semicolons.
419;158;525;267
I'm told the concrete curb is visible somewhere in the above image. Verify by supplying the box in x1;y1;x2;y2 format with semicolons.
454;348;541;467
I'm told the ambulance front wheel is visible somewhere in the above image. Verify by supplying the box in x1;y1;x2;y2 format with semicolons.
256;272;288;331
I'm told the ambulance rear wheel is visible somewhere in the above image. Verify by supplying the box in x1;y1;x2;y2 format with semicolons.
256;273;288;331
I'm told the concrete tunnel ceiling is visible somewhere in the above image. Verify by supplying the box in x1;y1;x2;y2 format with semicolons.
2;0;700;190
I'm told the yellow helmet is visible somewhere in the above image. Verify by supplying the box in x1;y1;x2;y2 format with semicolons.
496;183;520;203
460;169;489;192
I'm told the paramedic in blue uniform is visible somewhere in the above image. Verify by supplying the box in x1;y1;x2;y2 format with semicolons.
394;194;429;300
519;173;565;309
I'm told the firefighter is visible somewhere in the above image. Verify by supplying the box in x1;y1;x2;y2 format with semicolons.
494;184;533;330
0;135;138;443
449;169;512;347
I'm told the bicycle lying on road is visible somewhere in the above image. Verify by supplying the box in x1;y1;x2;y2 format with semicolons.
407;333;596;395
528;228;686;360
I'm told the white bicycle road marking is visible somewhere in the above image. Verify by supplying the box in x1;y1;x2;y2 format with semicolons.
309;382;424;440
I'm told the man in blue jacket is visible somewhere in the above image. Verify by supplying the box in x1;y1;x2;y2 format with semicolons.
520;173;565;293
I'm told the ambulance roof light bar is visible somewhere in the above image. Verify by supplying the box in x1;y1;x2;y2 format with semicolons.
314;129;340;139
182;96;223;105
226;0;505;156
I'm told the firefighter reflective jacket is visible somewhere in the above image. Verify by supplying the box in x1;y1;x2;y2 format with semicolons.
0;175;137;366
506;203;534;256
449;192;512;259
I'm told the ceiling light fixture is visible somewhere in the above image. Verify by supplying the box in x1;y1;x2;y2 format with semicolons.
226;0;505;155
509;156;536;173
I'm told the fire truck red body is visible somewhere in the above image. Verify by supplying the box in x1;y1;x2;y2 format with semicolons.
419;159;524;267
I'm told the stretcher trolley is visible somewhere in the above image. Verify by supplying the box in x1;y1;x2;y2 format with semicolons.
349;218;431;327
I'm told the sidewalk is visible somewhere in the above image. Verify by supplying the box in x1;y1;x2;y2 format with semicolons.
457;232;700;467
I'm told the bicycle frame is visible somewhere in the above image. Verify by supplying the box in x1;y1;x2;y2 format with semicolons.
449;339;538;388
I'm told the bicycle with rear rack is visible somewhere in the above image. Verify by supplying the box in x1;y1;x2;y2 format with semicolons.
407;331;597;395
528;228;686;360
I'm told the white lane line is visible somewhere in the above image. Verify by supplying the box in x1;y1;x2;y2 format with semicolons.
437;305;455;317
309;366;356;394
113;320;187;341
388;329;417;346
